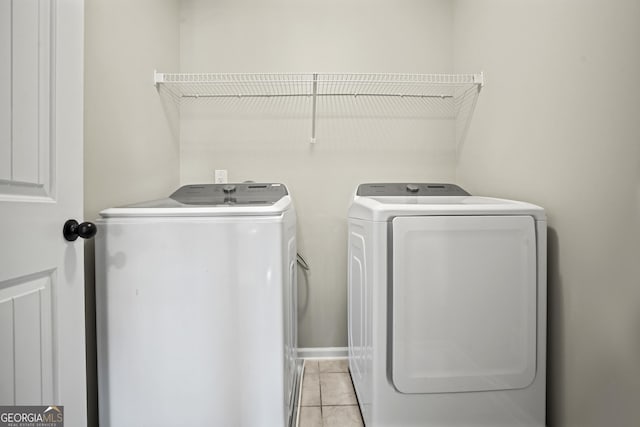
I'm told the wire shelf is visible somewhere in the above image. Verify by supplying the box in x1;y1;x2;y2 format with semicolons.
154;71;483;145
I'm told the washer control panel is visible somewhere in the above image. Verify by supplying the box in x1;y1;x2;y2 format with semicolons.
356;183;470;197
170;183;288;205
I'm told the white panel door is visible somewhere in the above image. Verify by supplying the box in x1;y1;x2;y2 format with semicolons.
391;215;537;394
0;1;86;425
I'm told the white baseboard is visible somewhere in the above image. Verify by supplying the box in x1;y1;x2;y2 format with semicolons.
298;347;348;359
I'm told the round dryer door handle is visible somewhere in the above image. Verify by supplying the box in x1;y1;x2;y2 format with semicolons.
63;219;97;242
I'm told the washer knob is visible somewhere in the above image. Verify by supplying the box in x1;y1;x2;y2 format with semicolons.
406;184;420;193
222;184;237;194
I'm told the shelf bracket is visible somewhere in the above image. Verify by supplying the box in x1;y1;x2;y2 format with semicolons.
474;72;484;90
310;73;318;144
153;70;164;89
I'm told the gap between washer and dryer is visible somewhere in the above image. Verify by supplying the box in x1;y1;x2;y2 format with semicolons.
297;359;364;427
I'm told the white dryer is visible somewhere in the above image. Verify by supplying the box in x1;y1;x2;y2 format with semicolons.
348;183;546;426
95;183;300;427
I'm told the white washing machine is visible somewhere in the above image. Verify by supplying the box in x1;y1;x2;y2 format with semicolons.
95;183;301;427
348;183;546;426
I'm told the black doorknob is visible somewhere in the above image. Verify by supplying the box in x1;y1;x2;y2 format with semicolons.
63;219;97;242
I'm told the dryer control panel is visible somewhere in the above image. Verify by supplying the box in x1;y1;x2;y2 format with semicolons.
356;183;470;197
170;183;288;205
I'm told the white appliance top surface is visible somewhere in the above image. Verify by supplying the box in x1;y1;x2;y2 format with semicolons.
349;183;545;221
100;183;292;218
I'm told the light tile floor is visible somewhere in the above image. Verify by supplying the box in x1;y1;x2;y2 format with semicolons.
298;359;364;427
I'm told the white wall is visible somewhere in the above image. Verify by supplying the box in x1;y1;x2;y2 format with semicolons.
179;0;456;347
453;1;640;425
84;0;181;424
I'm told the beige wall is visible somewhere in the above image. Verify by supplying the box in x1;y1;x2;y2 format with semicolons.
179;0;456;348
84;0;180;220
84;0;181;424
453;1;640;425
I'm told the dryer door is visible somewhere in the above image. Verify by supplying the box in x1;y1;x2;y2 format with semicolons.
391;215;537;394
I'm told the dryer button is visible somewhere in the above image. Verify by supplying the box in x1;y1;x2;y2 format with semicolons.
223;184;237;193
406;184;419;193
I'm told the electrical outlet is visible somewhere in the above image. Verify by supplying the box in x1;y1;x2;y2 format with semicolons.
214;169;228;184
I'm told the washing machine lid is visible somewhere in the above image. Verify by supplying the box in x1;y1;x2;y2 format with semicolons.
348;183;545;221
99;183;292;217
